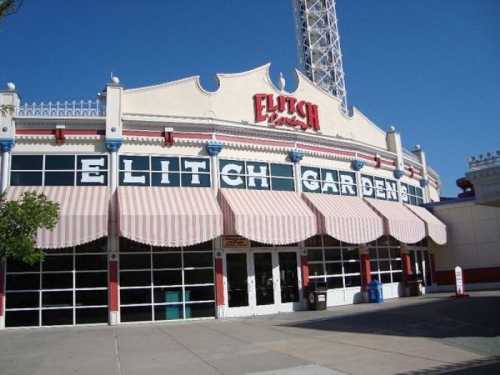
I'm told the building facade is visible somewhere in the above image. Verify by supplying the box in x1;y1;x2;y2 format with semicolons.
0;65;446;328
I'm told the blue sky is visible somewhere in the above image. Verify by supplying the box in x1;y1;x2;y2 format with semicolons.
1;0;499;196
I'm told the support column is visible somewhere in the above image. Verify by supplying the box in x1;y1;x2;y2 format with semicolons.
0;141;14;193
359;245;371;302
401;245;412;296
300;251;310;290
430;253;437;285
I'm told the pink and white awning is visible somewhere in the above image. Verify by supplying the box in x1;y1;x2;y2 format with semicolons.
364;198;426;244
219;189;317;245
118;187;222;247
405;204;447;245
303;194;384;244
5;186;109;249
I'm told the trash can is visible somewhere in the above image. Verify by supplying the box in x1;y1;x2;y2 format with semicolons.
306;280;328;310
407;279;424;296
368;279;384;303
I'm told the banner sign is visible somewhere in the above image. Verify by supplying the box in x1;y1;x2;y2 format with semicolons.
455;266;464;296
253;93;320;131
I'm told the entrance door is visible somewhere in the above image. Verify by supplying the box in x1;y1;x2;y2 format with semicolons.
224;249;302;317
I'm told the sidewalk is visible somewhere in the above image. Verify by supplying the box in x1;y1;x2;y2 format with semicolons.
0;291;499;375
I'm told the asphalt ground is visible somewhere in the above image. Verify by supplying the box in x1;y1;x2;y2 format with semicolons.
0;291;499;375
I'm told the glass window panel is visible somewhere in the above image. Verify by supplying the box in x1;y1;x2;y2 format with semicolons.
226;253;248;308
119;155;148;171
151;172;180;187
76;272;107;288
76;255;107;271
78;155;108;170
344;262;360;274
271;163;293;177
307;249;323;262
324;248;341;261
326;277;343;289
370;261;379;272
181;173;210;187
76;171;108;186
392;272;402;282
6;292;39;308
120;288;151;305
45;155;75;170
361;175;375;198
271;177;294;191
391;260;402;270
410;195;417;206
153;270;182;286
343;248;359;260
11;155;44;170
120;306;152;322
184;252;212;268
154;304;183;321
119;171;149;186
220;175;245;189
76;290;108;306
345;275;361;287
378;248;390;258
371;273;381;282
42;255;73;271
379;261;391;271
76;237;107;253
309;263;324;277
323;236;341;247
42;273;73;289
120;237;150;252
185;286;214;302
184;269;213;285
187;303;215;318
153;253;182;269
390;248;401;258
151;157;179;172
120;254;151;269
154;287;183;303
42;291;72;307
181;157;210;173
325;262;342;275
76;307;108;324
305;235;322;247
301;166;321;193
42;309;73;326
44;171;75;186
119;271;151;287
321;169;339;182
409;185;416;196
10;171;43;186
380;273;392;284
219;159;244;173
184;241;213;251
6;310;39;327
7;259;39;273
7;274;40;290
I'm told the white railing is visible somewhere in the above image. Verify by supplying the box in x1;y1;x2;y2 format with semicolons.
469;150;500;171
16;99;106;117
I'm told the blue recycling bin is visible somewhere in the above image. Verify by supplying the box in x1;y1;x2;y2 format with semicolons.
368;279;384;303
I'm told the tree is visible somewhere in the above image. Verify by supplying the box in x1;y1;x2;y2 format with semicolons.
0;0;23;20
0;192;59;264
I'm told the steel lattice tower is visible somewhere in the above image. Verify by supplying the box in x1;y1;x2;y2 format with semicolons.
293;0;348;115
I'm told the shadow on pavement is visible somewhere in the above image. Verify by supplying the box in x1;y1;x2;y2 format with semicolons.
396;355;500;374
280;296;500;340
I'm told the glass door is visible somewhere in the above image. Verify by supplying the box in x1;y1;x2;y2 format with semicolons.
224;252;252;317
278;251;300;311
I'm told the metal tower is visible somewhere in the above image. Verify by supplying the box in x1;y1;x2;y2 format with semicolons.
293;0;349;115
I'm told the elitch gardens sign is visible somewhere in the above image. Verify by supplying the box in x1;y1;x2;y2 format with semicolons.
253;93;320;131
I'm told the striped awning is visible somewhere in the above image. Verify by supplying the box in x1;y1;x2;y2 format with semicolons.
219;189;317;245
302;194;384;244
118;187;222;247
405;204;447;245
364;198;426;244
5;186;109;249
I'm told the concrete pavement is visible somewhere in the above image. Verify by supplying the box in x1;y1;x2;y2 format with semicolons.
0;291;499;375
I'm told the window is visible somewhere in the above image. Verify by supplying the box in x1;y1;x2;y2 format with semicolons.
10;154;108;187
401;183;424;206
368;236;402;284
306;235;361;289
5;238;108;327
219;159;295;191
361;175;398;201
119;238;215;322
301;167;357;196
119;155;211;187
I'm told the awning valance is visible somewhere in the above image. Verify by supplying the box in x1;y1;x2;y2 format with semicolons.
364;198;426;244
219;189;317;245
5;186;109;249
303;194;384;244
118;187;222;247
405;204;447;245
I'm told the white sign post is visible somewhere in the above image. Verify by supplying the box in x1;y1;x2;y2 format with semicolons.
455;266;464;296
